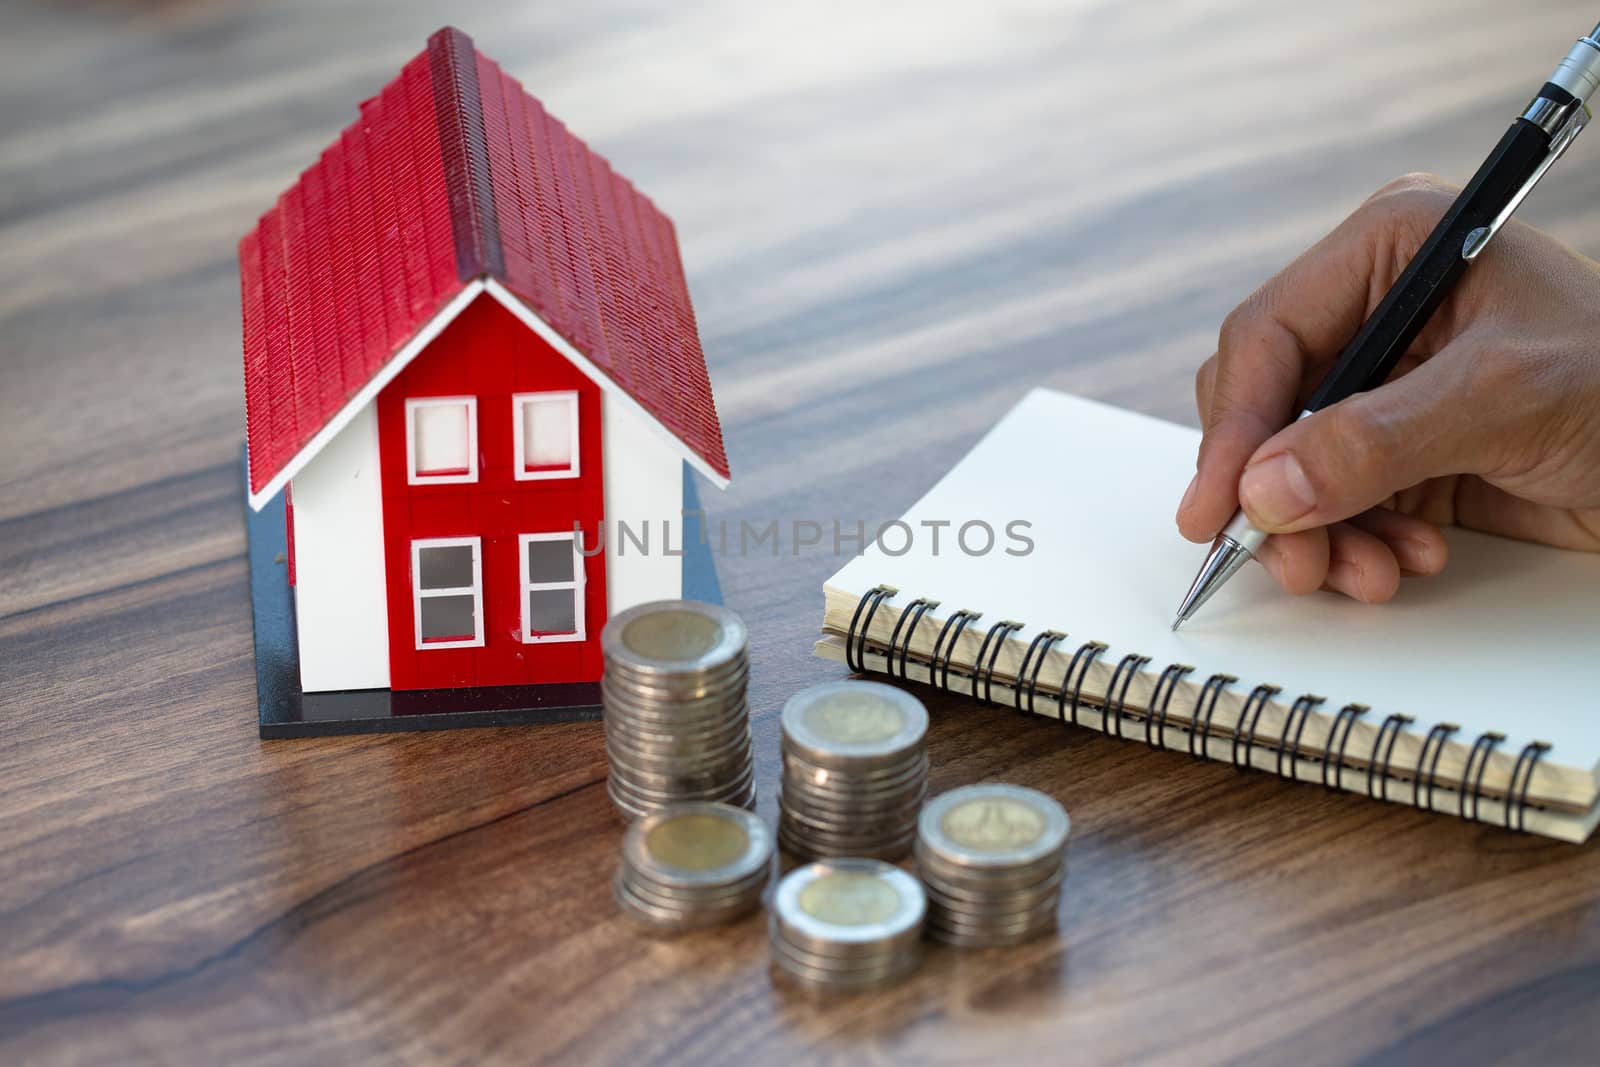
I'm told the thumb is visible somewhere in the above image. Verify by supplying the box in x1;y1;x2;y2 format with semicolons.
1236;350;1485;533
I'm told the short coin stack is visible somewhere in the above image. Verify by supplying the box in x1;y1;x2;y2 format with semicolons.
614;802;773;931
777;681;929;860
916;784;1070;947
769;858;925;992
601;600;754;821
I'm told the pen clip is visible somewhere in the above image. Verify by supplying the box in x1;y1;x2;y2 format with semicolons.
1464;104;1591;261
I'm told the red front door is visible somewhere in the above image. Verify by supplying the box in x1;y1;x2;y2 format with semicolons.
376;294;607;691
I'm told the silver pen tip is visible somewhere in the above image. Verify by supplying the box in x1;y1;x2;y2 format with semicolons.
1174;535;1254;628
1170;617;1183;632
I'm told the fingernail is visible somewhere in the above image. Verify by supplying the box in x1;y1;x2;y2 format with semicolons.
1177;474;1198;517
1240;453;1316;528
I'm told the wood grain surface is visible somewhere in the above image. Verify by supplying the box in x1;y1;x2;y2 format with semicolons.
4;1;1599;1063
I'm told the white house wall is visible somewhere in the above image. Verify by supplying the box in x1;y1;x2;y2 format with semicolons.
602;392;684;611
290;403;391;692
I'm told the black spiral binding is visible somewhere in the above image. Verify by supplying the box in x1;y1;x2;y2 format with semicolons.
1322;704;1368;790
1105;653;1152;740
1506;741;1552;833
1146;663;1194;751
1015;630;1066;719
1460;731;1504;823
972;620;1023;704
1366;713;1415;802
1413;722;1459;811
1232;684;1281;769
884;597;938;681
928;608;979;691
1275;694;1324;779
845;584;896;673
1190;674;1237;759
843;586;1557;834
1057;640;1108;728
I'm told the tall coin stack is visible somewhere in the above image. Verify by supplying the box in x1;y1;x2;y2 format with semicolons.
777;681;929;860
769;858;925;993
915;784;1070;948
614;802;773;931
601;600;755;821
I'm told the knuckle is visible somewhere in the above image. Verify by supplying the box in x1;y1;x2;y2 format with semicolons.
1217;300;1266;357
1320;403;1391;481
1369;172;1453;205
1361;174;1457;230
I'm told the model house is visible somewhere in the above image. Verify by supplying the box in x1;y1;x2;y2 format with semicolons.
240;27;729;699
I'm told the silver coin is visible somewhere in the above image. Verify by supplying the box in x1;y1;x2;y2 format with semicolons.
780;759;929;802
778;782;926;821
768;934;921;992
769;936;919;978
771;859;925;947
778;827;921;856
917;784;1070;870
776;801;921;832
915;844;1067;894
920;868;1065;910
781;750;929;790
603;701;749;735
603;698;750;733
606;736;753;779
620;873;770;920
777;820;920;856
925;889;1062;928
916;840;1066;881
613;871;763;931
608;770;755;809
780;681;928;770
601;668;750;711
609;769;756;807
926;918;1057;949
614;746;755;781
777;822;917;852
604;681;748;715
608;775;758;823
925;886;1062;925
607;723;752;759
767;909;925;961
601;600;746;676
769;930;922;978
622;869;771;911
927;900;1059;932
621;802;772;886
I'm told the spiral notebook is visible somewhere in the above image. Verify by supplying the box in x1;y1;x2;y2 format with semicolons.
815;388;1600;842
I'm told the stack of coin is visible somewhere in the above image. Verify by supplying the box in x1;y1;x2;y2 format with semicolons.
614;802;773;931
601;600;754;821
777;681;929;861
769;858;925;993
915;784;1070;948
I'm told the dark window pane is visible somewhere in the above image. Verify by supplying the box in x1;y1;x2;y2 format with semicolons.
527;589;577;636
526;538;575;583
418;544;474;589
420;594;476;641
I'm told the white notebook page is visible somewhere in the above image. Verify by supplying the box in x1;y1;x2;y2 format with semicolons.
826;388;1600;782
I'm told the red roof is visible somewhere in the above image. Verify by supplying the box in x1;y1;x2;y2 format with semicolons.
239;27;729;502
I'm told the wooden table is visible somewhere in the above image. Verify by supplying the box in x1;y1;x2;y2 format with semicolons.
4;2;1598;1062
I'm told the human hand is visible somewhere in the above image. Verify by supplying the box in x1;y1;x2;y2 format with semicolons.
1177;173;1600;602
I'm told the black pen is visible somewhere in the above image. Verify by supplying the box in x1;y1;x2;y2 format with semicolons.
1174;20;1600;630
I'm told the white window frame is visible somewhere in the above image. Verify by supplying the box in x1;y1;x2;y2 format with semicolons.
512;390;581;481
518;531;586;644
412;536;484;649
406;396;479;485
